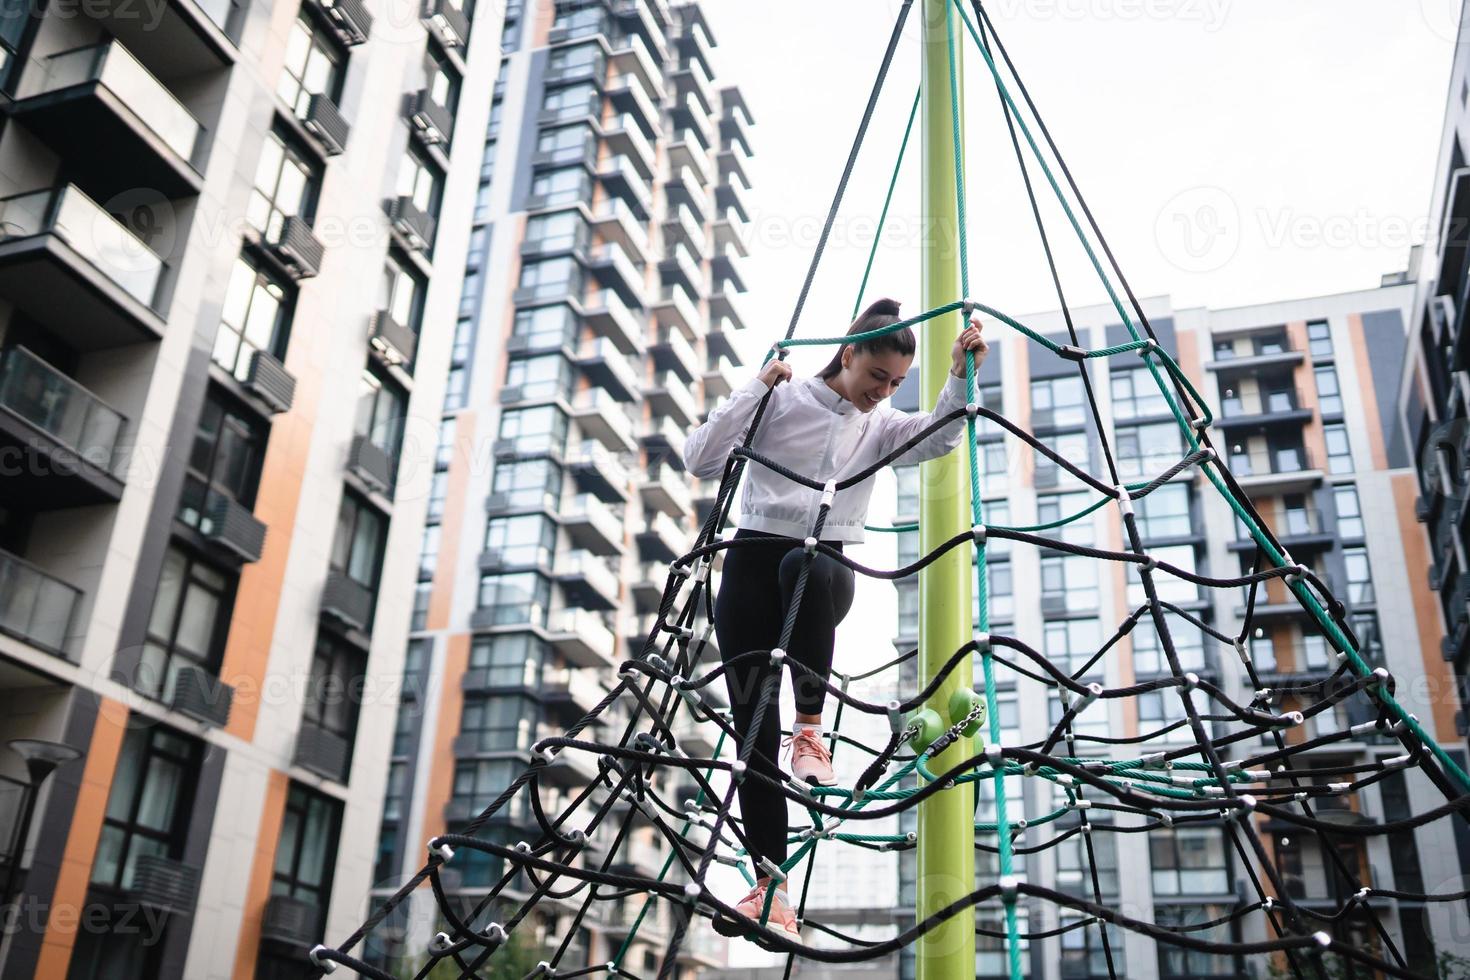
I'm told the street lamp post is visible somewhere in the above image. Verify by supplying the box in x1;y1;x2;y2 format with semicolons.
1;738;83;906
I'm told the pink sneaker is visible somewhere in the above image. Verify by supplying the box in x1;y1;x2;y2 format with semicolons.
784;727;837;786
728;880;801;943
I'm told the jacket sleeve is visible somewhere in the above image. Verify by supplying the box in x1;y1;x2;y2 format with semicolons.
682;376;777;479
881;371;974;466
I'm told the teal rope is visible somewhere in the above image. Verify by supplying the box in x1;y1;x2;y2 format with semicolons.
853;86;923;322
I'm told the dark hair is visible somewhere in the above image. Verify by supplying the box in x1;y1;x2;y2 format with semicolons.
815;298;916;380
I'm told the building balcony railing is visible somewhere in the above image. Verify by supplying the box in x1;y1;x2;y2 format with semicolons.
711;242;746;295
554;549;621;610
639;466;692;518
369;310;418;369
586;241;646;308
717;141;751;194
0;345;125;475
571;388;639;453
636;510;689;563
640;414;687;466
167;664;234;728
422;0;469;48
650;326;700;383
580;287;645;356
604;73;661;142
1216;388;1312;429
590;195;652;266
575;338;641;402
652;284;701;343
658;241;704;297
1229;508;1334;554
644;370;700;428
255;214;325;280
662;202;708;262
675;16;714;77
348;433;396;496
198;488;267;563
544;607;618;669
292;719;351;783
611;0;669;61
560;493;626;555
243;349;297;414
313;0;373;45
260;893;323;947
406;88;452;148
384;194;437;254
708;289;747;333
608;31;665;102
321;568;374;631
630;563;667;612
0;546;81;656
713;205;749;258
597;154;653;221
566;442;630;502
300;92;350;157
716;179;751;224
1206;337;1303;372
670;57;714;118
705;322;740;366
13;39;203;198
1229;446;1323;495
719;107;753;158
130;854;200;916
0;184;169;346
671;91;716;151
542;668;609;717
664;165;709;224
599;114;656;185
702;357;740;400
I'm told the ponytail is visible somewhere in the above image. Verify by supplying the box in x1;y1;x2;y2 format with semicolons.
816;298;915;380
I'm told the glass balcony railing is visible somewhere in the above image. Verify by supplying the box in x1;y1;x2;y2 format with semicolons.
0;346;125;469
24;41;202;163
0;546;81;653
0;185;166;309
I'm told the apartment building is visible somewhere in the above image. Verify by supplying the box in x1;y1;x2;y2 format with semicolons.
886;283;1470;980
365;1;749;974
0;0;499;972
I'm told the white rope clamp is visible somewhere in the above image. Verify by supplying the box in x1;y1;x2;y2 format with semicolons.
483;923;508;943
804;535;819;554
965;401;981;419
961;298;979;316
887;700;906;733
431;840;455;863
769;647;786;667
820;480;836;510
308;947;338;973
1138;337;1160;357
1233;637;1251;665
972;523;988;546
975;631;991;654
1115;484;1133;517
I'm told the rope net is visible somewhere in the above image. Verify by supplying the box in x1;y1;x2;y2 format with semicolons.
309;2;1470;978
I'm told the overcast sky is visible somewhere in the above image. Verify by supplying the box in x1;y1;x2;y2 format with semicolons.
692;1;1462;964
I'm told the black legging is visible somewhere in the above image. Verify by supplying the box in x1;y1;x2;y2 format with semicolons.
712;529;856;872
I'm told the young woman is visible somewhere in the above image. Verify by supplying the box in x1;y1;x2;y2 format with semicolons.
682;297;989;941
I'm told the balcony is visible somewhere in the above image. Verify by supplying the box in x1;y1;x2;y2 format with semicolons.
422;0;469;48
718;141;751;193
560;494;626;556
662;202;708;261
713;206;750;257
81;0;242;73
0;546;81;655
658;242;704;297
716;179;751;224
706;322;741;365
708;289;748;333
543;50;604;88
313;0;373;45
406;88;452;148
542;669;609;717
720;107;754;158
671;58;714;118
1206;338;1303;373
640;467;692;518
251;215;325;280
650;326;700;383
321;568;374;631
537;92;602;129
130;855;200;915
1215;389;1313;432
0;185;168;347
300;92;350;157
580;290;644;356
1228;446;1323;496
293;720;351;783
675;16;715;77
0;345;127;506
555;550;621;610
640;415;688;466
544;608;617;669
577;339;641;402
702;357;741;399
609;32;665;103
671;92;716;152
261;894;322;947
665;166;709;224
586;241;646;307
605;73;660;140
597;155;653;221
644;371;700;428
198;489;267;563
611;0;669;62
1229;509;1335;555
630;564;669;613
540;744;604;787
691;477;721;522
637;510;689;563
243;349;297;414
478;543;552;575
348;433;395;495
168;664;234;728
571;389;638;453
384;195;437;254
652;284;700;342
600;113;656;184
711;242;746;294
567;442;630;502
590;196;651;266
369;310;418;369
11;40;203;199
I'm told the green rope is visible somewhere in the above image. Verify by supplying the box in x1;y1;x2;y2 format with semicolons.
853;86;923;322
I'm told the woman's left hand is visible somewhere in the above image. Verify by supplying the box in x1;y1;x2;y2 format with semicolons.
950;313;989;377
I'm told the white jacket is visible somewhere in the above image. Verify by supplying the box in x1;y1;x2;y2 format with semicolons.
681;372;972;543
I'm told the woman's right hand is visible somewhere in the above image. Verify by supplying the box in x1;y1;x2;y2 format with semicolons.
758;359;793;389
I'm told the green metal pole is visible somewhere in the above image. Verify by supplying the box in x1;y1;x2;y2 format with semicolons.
917;0;975;977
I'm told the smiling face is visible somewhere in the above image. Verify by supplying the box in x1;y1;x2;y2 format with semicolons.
837;345;913;412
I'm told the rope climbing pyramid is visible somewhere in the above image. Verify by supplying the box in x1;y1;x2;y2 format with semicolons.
308;2;1470;978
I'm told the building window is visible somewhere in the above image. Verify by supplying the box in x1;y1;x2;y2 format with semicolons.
1131;610;1206;675
1137;687;1189;732
529;166;592;207
1031;375;1086;428
1333;485;1363;540
427;470;448;521
975;380;1004;437
177;393;265;533
331;491;387;591
537;122;595;157
380;252;425;333
497;405;569;456
1044;617;1102;681
1115;420;1183;480
525;210;587;252
278;10;344;114
1306;318;1333;357
973;559;1013;623
248;128;320;239
426;43;461;118
1314;365;1342;416
483;514;556;567
1150;827;1230;896
491;457;563;510
549;5;607;39
139;548;231;701
1155;905;1236;977
443;366;467;412
270;784;342;927
213;255;292;381
355;367;408;460
469;633;547;686
460;694;537;753
1111;365;1169;421
979;498;1010;557
475;572;550;626
436;416;458;469
1134;483;1192;540
1037;490;1094;547
418;524;440;579
1342;545;1374;605
504;353;574;404
1041;554;1098;613
1127;544;1199;605
1324;422;1353;474
303;632;366;752
92;725;202;891
978;438;1011;496
396;144;444;219
411;581;431;632
1060;915;1125;979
